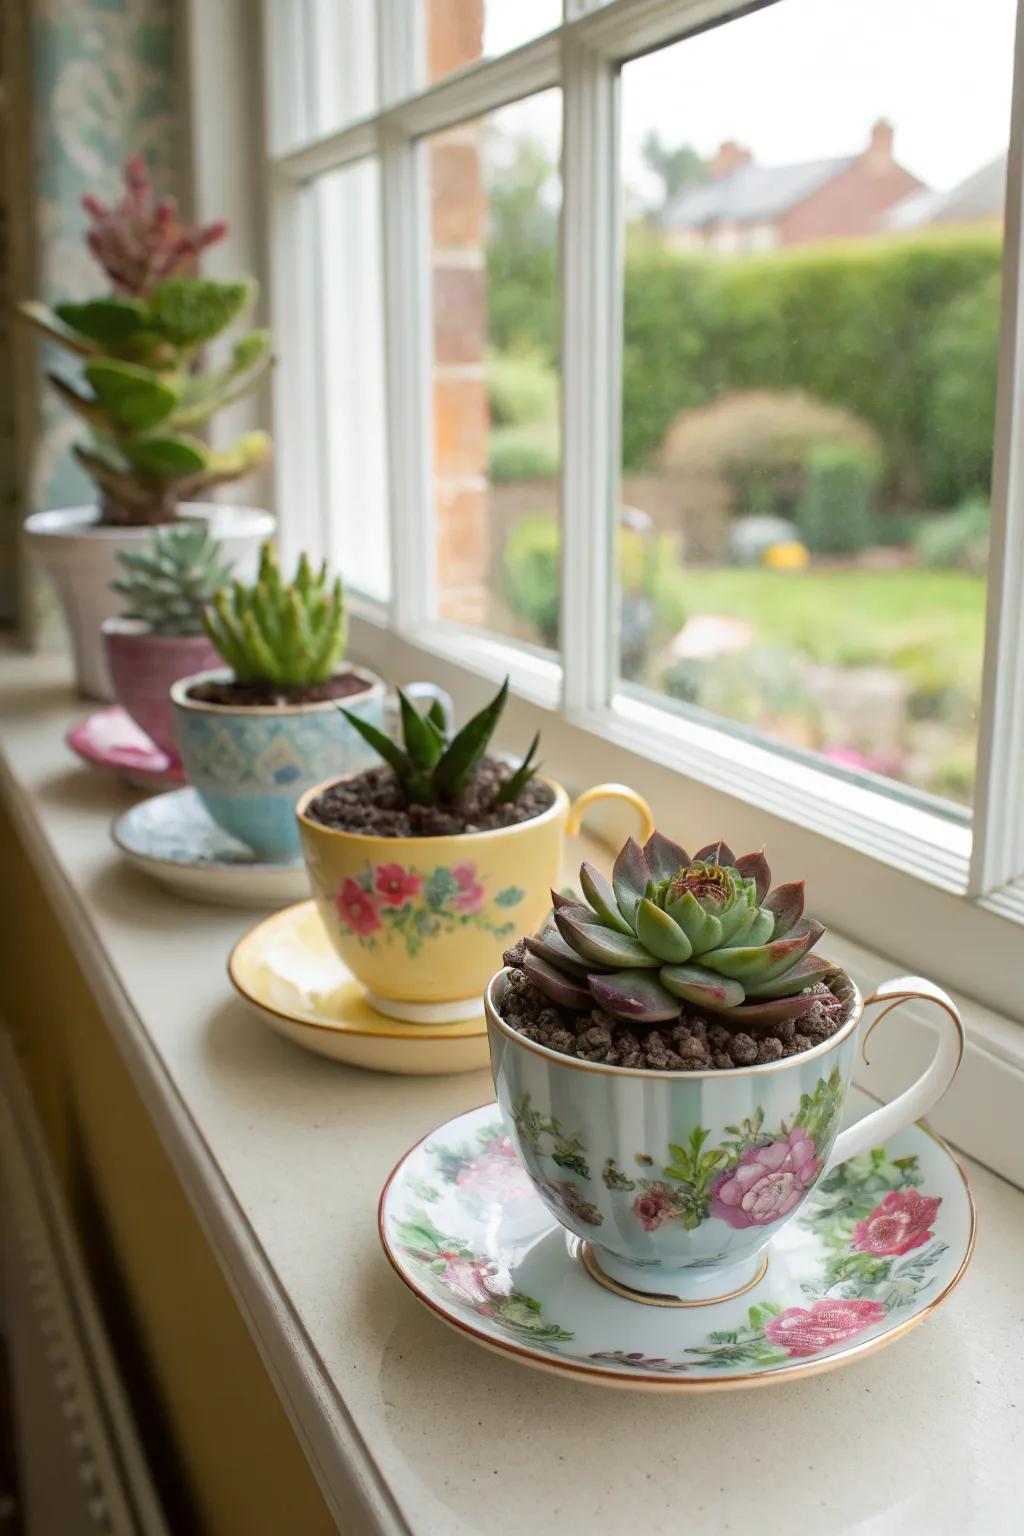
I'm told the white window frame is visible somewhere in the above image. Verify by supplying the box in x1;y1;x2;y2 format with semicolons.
251;0;1024;1029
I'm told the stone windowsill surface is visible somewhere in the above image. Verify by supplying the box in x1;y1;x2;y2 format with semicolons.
0;654;1021;1536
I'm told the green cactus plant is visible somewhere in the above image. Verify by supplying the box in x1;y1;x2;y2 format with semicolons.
202;543;347;689
341;676;541;809
110;523;233;635
521;836;837;1030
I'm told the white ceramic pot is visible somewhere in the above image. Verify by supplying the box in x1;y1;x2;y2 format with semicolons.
25;503;275;700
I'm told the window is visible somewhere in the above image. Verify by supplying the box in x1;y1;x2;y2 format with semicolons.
261;0;1024;1024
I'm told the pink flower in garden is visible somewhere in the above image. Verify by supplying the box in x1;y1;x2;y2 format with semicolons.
633;1184;676;1232
452;862;486;913
710;1128;819;1229
852;1189;942;1257
764;1298;886;1357
334;878;380;936
374;863;422;906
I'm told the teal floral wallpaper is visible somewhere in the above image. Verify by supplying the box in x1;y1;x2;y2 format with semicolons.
30;0;181;513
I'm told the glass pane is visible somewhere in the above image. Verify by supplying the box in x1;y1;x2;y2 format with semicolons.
422;0;561;87
618;0;1013;810
306;0;378;137
315;160;390;599
428;91;562;642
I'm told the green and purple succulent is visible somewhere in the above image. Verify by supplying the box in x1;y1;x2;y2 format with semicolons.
522;834;837;1030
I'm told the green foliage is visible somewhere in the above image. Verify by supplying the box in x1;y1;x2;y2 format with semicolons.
914;495;990;571
202;543;346;688
489;422;560;483
796;442;882;555
486;348;558;427
111;523;233;636
640;130;710;211
487;225;1001;504
485;135;559;359
19;275;272;526
342;676;542;810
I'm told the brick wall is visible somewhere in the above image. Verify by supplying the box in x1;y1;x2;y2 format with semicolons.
428;0;490;626
779;154;923;247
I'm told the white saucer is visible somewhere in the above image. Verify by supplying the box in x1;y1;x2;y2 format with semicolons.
379;1095;975;1390
112;787;308;907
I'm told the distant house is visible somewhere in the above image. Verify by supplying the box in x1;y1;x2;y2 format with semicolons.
880;154;1006;233
662;121;924;256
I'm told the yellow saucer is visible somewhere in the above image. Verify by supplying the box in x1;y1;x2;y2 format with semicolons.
229;901;490;1075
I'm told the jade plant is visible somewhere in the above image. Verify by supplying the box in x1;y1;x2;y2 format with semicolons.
19;156;271;526
82;153;227;297
110;523;233;635
342;676;541;809
202;543;347;689
522;836;834;1029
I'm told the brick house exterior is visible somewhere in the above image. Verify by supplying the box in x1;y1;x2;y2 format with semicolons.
663;120;925;256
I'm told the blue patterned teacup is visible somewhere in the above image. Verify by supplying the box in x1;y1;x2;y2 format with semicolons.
485;969;963;1302
171;665;394;859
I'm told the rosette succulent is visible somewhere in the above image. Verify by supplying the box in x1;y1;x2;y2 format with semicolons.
522;834;834;1029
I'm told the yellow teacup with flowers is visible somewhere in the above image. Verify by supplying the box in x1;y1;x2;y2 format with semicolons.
294;678;652;1022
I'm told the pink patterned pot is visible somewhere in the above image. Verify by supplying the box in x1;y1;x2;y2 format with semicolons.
102;619;220;758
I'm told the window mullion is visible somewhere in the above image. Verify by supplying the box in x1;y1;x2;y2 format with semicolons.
969;0;1024;898
559;31;620;715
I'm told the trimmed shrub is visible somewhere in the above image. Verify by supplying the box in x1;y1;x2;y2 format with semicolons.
923;273;1000;504
489;422;559;483
914;496;990;571
486;349;558;428
796;443;882;555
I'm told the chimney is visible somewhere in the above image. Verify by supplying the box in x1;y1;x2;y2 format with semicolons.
711;140;752;180
864;118;894;171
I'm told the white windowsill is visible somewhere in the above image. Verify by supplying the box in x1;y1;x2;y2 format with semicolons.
0;651;1022;1536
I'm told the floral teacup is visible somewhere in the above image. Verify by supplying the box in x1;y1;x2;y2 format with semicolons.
485;969;964;1300
296;779;654;1023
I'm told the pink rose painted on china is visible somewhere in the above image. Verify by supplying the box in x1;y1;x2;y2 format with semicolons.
764;1297;886;1357
452;862;486;913
335;878;380;936
710;1127;819;1229
852;1189;942;1256
456;1138;535;1203
374;863;423;906
437;1252;507;1308
633;1185;676;1232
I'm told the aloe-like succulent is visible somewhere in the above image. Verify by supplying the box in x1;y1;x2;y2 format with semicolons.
18;157;270;526
202;543;346;689
111;523;233;636
342;676;541;809
522;836;834;1029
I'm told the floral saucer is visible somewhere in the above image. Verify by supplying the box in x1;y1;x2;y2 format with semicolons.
112;788;309;908
379;1097;975;1390
229;901;490;1075
67;706;184;792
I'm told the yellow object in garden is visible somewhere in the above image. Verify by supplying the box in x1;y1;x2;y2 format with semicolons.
763;540;810;571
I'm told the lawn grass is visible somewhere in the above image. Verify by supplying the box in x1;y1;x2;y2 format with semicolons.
686;566;987;695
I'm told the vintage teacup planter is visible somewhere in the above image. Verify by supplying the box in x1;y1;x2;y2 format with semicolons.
485;832;965;1302
297;679;654;1022
102;523;230;757
171;543;418;860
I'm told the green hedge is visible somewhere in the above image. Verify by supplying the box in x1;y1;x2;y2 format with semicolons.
489;229;1002;506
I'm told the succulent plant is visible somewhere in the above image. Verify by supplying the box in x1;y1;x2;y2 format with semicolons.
522;836;834;1029
18;159;270;526
202;543;346;689
110;523;233;635
342;676;541;809
82;155;227;298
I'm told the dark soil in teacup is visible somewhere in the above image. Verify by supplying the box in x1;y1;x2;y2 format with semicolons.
305;757;555;837
187;673;370;708
498;945;852;1070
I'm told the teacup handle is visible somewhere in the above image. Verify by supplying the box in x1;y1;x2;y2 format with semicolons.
823;976;964;1175
382;682;454;737
566;783;655;843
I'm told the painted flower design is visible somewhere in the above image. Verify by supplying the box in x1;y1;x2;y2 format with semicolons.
539;1178;603;1226
710;1127;819;1229
763;1297;886;1357
335;878;380;936
452;862;486;913
852;1189;942;1256
437;1251;508;1308
633;1184;676;1232
456;1137;535;1203
374;863;423;906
